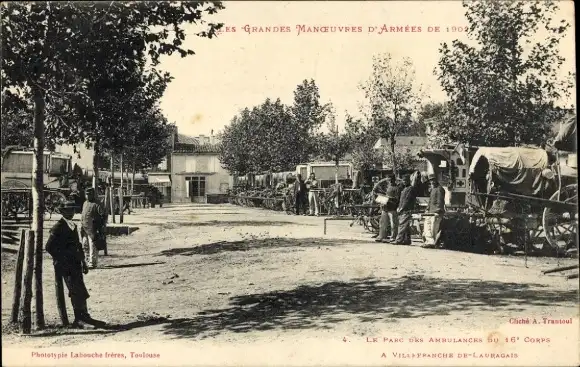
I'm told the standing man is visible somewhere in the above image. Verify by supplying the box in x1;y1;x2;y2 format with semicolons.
394;174;417;245
423;173;446;248
306;172;320;216
294;174;307;215
372;175;400;242
45;201;107;329
81;187;106;268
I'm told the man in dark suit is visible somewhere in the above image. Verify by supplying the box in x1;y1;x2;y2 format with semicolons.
294;174;307;215
45;201;107;329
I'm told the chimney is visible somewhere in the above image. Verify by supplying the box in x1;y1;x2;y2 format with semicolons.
210;130;214;144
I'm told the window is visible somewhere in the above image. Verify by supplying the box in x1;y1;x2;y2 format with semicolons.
185;176;206;197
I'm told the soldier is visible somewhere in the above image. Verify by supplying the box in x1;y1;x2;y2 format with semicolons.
45;201;107;329
294;174;307;215
422;173;446;248
372;175;401;243
305;172;320;216
81;187;106;268
393;174;418;245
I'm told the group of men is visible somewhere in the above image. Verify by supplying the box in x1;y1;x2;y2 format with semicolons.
293;172;321;216
45;187;108;329
371;172;445;247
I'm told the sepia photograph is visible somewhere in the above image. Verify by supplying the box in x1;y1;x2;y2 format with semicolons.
1;1;578;366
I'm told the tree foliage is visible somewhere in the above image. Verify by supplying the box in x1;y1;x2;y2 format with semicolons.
314;105;351;177
436;0;574;147
2;1;223;154
218;80;328;175
290;79;329;163
343;114;383;171
1;1;224;316
360;53;423;174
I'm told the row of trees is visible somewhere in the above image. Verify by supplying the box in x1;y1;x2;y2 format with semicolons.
1;1;224;331
218;0;574;180
218;57;427;179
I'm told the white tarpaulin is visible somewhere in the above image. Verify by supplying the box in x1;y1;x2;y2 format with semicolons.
148;175;171;187
469;147;550;196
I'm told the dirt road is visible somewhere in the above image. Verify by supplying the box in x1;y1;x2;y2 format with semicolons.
2;204;578;366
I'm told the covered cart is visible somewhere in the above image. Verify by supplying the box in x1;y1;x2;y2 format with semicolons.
468;120;578;254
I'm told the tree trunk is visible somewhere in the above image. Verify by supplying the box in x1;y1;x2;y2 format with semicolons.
119;153;124;223
131;162;136;195
110;155;115;223
19;230;35;334
31;89;45;330
389;134;397;177
335;158;339;185
92;136;99;190
11;229;27;324
126;162;130;193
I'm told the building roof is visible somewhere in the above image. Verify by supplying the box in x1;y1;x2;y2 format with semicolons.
173;133;220;154
174;143;220;154
177;134;199;145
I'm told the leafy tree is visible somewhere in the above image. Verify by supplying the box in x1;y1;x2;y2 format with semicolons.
219;98;310;175
314;105;351;183
360;53;423;176
418;101;453;148
1;1;223;330
382;149;419;173
436;0;574;147
1;94;33;148
125;109;173;175
218;109;254;176
344;114;384;171
290;79;328;163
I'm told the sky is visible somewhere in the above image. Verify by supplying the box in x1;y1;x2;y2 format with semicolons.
157;0;576;137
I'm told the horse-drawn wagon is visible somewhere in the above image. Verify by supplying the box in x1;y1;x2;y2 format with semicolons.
1;147;81;219
417;116;578;255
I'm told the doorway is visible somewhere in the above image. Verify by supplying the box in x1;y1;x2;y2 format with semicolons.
186;176;206;203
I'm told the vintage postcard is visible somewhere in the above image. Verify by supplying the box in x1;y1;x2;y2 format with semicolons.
1;0;578;366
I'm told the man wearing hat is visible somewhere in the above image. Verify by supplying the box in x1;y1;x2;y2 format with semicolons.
393;174;417;245
81;187;106;268
45;201;106;328
372;175;400;242
423;173;446;248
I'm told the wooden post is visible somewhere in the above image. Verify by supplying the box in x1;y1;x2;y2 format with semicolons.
34;224;45;329
119;153;124;223
110;156;116;223
54;271;69;326
11;229;27;323
93;135;100;190
31;87;46;330
19;230;35;334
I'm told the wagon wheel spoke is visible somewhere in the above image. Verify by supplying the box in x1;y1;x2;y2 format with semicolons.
557;224;576;236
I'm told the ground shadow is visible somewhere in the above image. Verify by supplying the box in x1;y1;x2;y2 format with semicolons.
157;237;372;256
97;262;165;269
106;226;140;236
7;316;171;338
161;275;577;340
136;220;311;229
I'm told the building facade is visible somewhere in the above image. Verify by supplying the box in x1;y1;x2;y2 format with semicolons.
374;135;429;171
151;128;232;204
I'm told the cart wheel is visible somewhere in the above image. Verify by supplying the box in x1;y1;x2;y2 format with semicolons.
543;184;578;251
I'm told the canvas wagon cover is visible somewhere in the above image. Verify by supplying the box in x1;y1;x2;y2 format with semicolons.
469;147;550;196
553;115;577;152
